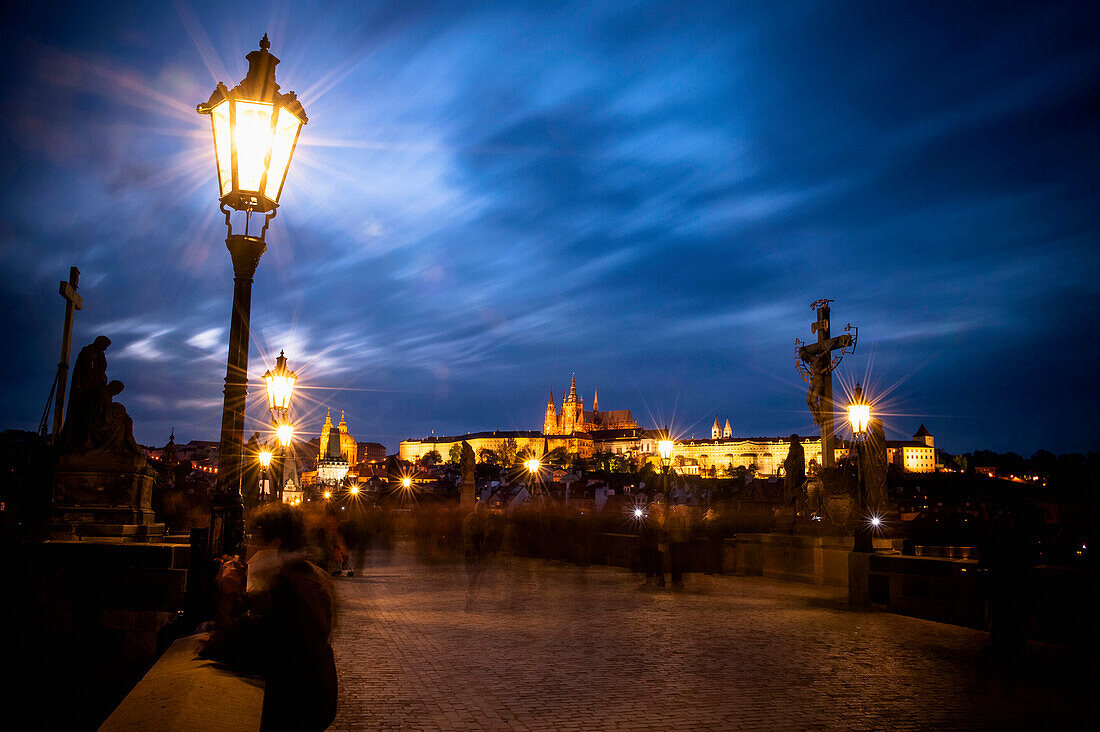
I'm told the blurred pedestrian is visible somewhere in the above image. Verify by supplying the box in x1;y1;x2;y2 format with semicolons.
639;502;665;587
201;502;338;731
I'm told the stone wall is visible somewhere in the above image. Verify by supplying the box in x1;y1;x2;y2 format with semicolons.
3;540;191;729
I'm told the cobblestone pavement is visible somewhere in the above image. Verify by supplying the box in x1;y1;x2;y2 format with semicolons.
331;547;1091;731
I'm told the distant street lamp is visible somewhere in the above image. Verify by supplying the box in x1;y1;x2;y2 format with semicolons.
274;419;294;502
263;351;298;504
197;35;307;557
658;430;674;504
847;383;873;553
525;458;541;498
258;448;273;502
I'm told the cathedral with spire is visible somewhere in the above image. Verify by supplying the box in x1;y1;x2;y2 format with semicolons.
318;408;357;466
543;374;638;435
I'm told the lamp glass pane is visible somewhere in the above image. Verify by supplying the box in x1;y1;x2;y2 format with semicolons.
264;373;296;412
264;107;303;202
233;100;275;192
211;101;233;196
848;404;871;434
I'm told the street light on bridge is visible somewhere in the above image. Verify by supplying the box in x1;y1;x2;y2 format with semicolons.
847;383;874;553
658;430;674;504
197;35;307;557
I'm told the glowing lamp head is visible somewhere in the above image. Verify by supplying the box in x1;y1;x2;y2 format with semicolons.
349;485;360;496
525;458;541;474
401;476;412;489
322;490;332;500
634;508;644;519
847;383;872;436
196;35;307;215
275;421;294;447
257;450;273;468
262;350;298;413
870;516;882;527
658;438;674;463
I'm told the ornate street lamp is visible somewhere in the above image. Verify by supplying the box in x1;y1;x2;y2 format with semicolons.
264;351;297;503
847;383;873;552
262;350;298;416
274;419;294;502
257;448;273;502
658;429;674;504
525;458;541;499
198;36;307;557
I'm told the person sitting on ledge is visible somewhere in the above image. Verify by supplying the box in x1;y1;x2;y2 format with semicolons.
201;502;338;731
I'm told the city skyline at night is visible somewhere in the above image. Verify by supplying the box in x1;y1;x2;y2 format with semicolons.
3;1;1098;455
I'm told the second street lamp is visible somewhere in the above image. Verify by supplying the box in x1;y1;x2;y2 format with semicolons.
257;448;273;502
197;36;308;557
848;383;873;553
264;351;297;504
275;420;294;502
658;430;674;504
524;458;541;499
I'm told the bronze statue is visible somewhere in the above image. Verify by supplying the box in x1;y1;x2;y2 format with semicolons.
460;441;476;485
805;351;830;425
58;335;111;451
782;434;805;505
460;441;476;506
57;336;140;456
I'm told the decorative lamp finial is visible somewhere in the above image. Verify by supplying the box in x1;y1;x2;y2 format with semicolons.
260;34;271;51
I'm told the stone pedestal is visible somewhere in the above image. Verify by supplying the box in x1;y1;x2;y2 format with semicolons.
848;551;872;607
51;453;165;541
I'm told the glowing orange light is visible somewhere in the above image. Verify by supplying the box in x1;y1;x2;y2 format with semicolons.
275;422;294;447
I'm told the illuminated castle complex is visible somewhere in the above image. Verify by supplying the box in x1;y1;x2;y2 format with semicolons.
544;374;638;435
398;374;937;475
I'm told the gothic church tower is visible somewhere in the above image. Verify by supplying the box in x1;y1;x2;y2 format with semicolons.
319;408;333;459
560;373;583;435
544;389;558;434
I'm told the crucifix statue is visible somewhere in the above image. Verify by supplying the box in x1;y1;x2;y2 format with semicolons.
52;267;83;440
796;299;857;469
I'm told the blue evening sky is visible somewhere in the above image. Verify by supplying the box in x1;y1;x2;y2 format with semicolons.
2;1;1098;455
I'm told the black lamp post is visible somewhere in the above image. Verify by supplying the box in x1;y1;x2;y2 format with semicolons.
848;383;873;553
197;36;308;558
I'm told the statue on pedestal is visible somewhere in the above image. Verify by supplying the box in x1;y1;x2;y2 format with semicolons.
782;434;805;506
51;336;163;539
460;441;476;507
57;336;141;458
